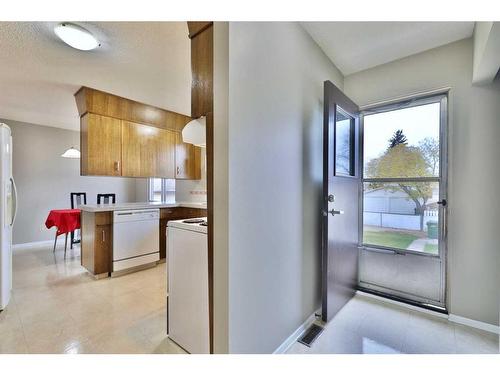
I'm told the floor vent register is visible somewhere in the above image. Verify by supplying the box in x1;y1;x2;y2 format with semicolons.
297;324;324;347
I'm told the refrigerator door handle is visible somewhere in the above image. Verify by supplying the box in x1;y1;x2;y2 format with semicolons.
10;177;17;226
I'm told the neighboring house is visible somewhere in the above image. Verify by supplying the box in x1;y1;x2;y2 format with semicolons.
364;186;439;231
364;186;439;215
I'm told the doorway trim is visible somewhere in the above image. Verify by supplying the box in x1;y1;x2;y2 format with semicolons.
357;89;449;309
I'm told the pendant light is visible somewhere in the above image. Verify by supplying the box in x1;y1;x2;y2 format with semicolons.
61;147;81;159
182;116;206;147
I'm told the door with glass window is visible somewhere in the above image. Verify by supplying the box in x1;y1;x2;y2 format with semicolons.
322;81;360;322
359;94;448;308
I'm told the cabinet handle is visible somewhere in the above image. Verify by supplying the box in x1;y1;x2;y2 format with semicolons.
114;161;120;172
176;166;180;175
102;229;105;242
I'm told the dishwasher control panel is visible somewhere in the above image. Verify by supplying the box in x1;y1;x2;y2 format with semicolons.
113;208;160;223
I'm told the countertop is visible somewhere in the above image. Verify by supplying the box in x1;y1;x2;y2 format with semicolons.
79;201;207;213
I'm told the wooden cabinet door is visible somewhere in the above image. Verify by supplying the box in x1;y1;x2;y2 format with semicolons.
121;120;155;177
81;113;122;176
94;224;112;274
122;121;176;178
175;132;201;179
157;129;176;178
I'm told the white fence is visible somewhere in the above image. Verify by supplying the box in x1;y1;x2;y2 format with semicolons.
364;210;438;231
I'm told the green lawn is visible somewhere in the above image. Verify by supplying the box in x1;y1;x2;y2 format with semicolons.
363;230;418;250
424;243;439;255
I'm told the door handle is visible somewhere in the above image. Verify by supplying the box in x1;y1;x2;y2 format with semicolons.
10;177;18;226
322;209;344;217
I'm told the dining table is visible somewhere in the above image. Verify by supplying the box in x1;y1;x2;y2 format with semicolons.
45;208;81;256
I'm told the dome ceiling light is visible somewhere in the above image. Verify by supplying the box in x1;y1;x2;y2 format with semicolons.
54;23;100;51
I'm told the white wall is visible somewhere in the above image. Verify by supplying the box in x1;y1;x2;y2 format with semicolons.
4;119;137;245
226;22;344;353
175;149;207;203
344;38;500;326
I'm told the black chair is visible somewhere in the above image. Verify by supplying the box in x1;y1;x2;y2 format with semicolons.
70;192;87;249
97;193;116;205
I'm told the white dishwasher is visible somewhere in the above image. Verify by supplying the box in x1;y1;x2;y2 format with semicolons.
113;209;160;272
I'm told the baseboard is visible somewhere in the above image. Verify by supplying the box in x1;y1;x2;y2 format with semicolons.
13;239;71;251
357;291;500;335
273;310;320;354
449;314;500;335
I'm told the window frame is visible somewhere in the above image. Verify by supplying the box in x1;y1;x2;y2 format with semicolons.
148;178;175;203
334;105;356;177
359;93;448;258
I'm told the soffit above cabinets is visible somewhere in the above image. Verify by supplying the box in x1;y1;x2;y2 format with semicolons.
0;22;191;130
301;22;475;75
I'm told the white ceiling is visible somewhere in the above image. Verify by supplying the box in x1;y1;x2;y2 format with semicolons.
0;22;191;130
301;22;475;75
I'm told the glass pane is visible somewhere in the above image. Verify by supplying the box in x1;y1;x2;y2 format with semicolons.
363;181;439;255
364;103;440;178
150;178;162;202
164;179;176;203
335;106;354;176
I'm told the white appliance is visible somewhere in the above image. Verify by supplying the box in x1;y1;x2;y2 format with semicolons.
0;124;17;311
167;217;209;354
112;209;159;272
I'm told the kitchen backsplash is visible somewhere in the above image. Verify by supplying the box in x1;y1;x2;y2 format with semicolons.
175;149;207;203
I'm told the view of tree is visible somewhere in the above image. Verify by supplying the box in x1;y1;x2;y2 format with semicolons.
418;137;440;176
388;129;408;148
366;130;438;231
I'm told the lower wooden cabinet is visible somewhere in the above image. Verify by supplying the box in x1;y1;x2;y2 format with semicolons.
94;225;112;274
81;211;113;276
81;208;206;276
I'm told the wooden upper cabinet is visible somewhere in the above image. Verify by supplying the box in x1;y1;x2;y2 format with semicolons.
156;128;176;178
75;86;201;180
121;121;175;178
81;113;122;176
175;132;201;180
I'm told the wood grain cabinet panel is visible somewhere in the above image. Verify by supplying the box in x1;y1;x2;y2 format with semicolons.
81;113;122;176
94;224;112;274
175;132;201;180
121;121;176;178
81;211;112;276
157;129;176;178
189;23;213;118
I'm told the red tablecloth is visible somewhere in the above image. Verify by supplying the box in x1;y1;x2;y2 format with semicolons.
45;209;81;235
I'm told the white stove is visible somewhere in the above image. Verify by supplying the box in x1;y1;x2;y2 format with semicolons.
167;217;207;234
166;217;209;353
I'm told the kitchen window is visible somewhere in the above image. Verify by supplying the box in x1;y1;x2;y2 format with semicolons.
362;95;447;256
148;178;175;203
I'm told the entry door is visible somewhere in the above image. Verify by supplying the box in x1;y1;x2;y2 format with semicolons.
321;81;360;322
359;94;448;308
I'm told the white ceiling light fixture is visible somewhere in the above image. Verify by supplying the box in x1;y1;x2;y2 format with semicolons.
61;147;81;159
54;23;100;51
182;116;206;147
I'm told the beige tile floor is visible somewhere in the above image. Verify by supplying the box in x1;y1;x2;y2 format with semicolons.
0;243;186;354
287;294;500;354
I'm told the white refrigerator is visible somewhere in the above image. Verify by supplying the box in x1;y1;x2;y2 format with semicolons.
0;123;17;311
